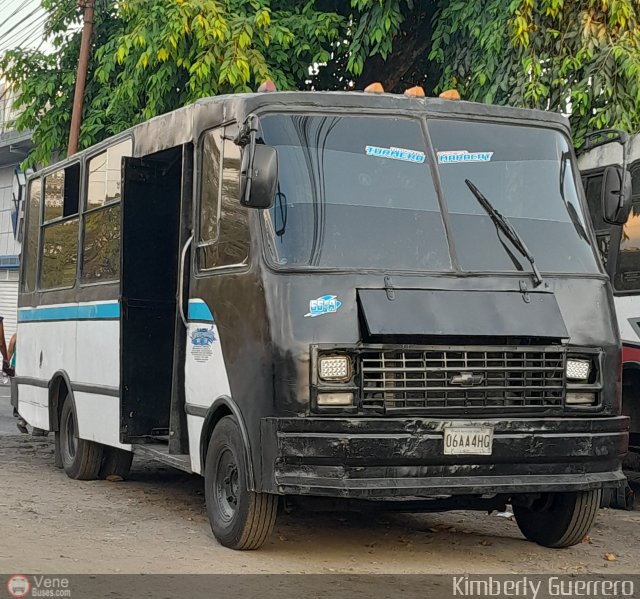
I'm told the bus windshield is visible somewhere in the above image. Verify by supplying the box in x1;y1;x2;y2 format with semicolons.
261;113;599;274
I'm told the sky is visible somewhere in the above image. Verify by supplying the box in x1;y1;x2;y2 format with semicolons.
0;0;49;56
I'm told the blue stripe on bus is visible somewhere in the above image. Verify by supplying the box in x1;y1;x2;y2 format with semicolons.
18;299;214;323
188;300;214;323
18;302;121;322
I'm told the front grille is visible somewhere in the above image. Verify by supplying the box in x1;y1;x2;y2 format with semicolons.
360;347;565;413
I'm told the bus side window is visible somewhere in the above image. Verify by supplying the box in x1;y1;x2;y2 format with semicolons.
40;164;81;290
81;139;132;283
22;178;41;293
198;126;250;271
217;132;249;267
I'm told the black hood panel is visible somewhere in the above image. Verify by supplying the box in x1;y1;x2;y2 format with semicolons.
358;288;568;340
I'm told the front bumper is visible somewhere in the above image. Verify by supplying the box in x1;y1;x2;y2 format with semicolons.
260;416;629;498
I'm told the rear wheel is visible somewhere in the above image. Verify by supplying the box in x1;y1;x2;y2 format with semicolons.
99;446;134;479
59;394;103;480
204;416;277;550
513;489;601;548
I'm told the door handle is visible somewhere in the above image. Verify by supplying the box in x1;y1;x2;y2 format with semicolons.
178;234;194;328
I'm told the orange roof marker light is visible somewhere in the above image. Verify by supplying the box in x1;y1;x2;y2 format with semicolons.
404;86;425;98
258;80;277;93
364;82;385;94
439;89;461;101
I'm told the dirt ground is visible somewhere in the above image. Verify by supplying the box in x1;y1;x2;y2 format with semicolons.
0;431;639;576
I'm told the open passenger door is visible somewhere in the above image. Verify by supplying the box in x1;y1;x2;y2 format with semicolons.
119;151;183;443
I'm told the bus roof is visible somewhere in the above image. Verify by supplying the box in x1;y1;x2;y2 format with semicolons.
34;91;572;176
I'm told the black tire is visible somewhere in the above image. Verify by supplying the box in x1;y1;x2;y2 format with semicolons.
53;431;63;469
204;416;277;550
59;393;103;480
513;489;601;548
99;446;134;479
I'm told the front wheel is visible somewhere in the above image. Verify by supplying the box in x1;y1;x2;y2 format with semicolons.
513;489;601;548
204;416;277;550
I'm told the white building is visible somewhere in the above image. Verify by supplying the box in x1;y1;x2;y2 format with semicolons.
0;82;32;341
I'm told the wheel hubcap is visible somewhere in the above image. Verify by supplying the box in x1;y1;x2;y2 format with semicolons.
215;448;239;522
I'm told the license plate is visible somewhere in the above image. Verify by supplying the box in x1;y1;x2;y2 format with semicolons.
443;426;494;455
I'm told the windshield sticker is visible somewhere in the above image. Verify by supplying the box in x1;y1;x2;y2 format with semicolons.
305;295;342;318
365;145;426;164
437;150;494;164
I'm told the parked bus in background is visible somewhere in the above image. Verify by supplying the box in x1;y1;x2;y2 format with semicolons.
578;132;639;468
12;86;629;550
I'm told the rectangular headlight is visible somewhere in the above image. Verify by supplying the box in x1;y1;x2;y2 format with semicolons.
566;358;591;381
566;392;596;405
318;355;352;382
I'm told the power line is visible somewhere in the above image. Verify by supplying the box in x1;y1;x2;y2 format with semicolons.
0;7;46;44
0;4;43;41
0;11;47;51
8;13;48;50
0;0;39;36
0;10;47;53
0;0;39;32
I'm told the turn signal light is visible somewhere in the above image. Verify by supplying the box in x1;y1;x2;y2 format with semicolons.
364;82;385;94
404;86;425;97
566;392;596;405
439;89;461;100
317;393;354;407
258;80;277;92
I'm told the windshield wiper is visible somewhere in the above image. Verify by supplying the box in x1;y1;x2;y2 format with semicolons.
464;179;544;287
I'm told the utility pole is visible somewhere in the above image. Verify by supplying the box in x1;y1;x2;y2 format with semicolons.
67;0;95;156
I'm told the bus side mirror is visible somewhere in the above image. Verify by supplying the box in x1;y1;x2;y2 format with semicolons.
602;165;632;225
241;144;278;209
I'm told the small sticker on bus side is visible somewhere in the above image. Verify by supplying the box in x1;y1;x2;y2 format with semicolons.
437;150;494;164
190;326;216;363
365;146;426;164
305;295;342;318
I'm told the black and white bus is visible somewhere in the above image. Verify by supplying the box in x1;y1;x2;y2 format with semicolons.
12;88;629;549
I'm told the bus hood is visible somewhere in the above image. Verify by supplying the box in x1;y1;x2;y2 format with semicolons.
357;288;568;340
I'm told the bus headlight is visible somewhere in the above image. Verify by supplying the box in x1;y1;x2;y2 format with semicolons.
566;358;591;381
318;355;352;382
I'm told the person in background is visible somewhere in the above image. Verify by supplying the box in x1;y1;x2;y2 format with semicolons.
7;331;27;433
8;333;16;373
0;317;11;375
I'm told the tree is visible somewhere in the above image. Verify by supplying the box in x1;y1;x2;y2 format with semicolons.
3;0;640;164
429;0;640;147
1;0;345;164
